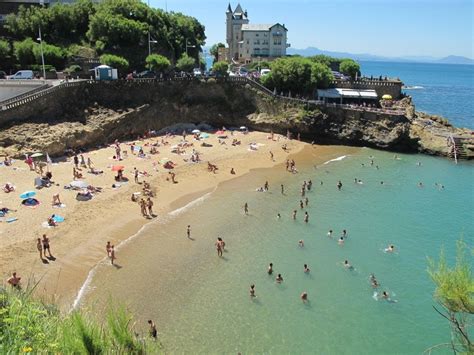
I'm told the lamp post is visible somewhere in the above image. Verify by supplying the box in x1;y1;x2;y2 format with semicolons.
37;26;46;79
185;39;196;56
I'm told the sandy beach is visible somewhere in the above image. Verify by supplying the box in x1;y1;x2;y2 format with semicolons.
0;129;307;308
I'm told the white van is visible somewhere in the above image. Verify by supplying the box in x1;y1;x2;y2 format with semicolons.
7;70;34;80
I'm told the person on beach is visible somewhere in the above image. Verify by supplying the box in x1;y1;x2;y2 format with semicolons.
276;274;284;283
187;225;191;239
106;241;112;257
148;320;158;339
140;198;148;217
73;154;79;169
215;237;224;257
230;168;235;175
292;210;297;220
304;264;310;273
264;181;269;191
80;154;86;168
304;212;309;223
7;272;21;289
47;215;57;227
146;198;154;216
327;230;333;238
52;193;61;206
270;151;274;161
110;245;116;265
37;238;43;260
250;284;256;298
134;168;139;183
87;157;93;170
337;181;343;190
268;263;273;275
244;203;249;215
42;234;52;258
300;291;308;303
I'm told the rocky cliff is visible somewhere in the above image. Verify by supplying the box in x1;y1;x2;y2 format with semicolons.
0;80;471;158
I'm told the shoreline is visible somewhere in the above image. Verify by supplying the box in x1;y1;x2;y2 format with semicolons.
0;130;308;310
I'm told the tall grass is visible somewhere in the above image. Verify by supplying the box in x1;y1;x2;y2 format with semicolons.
0;286;159;354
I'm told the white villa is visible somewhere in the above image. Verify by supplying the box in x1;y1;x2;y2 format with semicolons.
226;3;289;63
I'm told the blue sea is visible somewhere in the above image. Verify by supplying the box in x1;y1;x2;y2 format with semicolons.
361;61;474;129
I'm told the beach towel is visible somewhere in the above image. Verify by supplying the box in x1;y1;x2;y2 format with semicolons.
52;215;65;223
6;217;18;223
52;203;66;208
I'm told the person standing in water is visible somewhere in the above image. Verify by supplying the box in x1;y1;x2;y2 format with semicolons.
305;197;309;207
300;200;304;209
106;241;111;258
215;238;224;257
250;284;256;298
268;263;273;275
292;210;297;220
187;225;191;239
36;238;43;260
264;181;269;191
281;184;285;194
304;212;309;223
110;245;116;265
337;181;343;190
244;203;249;215
327;230;333;238
304;264;310;273
148;320;158;339
276;274;284;283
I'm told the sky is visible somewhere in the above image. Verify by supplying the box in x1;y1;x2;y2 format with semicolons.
148;0;474;59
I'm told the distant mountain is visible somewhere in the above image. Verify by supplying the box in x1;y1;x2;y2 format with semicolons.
287;47;474;65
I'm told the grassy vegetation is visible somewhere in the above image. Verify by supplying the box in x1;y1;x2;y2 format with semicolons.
0;286;160;354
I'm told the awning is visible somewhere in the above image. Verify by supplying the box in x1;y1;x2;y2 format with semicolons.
317;88;378;99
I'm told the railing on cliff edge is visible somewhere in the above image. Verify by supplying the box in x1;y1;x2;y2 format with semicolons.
0;83;52;106
0;76;406;117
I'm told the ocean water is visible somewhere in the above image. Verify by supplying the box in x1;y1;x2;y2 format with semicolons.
81;146;474;354
361;61;474;129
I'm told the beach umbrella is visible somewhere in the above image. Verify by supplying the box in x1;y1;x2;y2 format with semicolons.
382;94;392;100
20;191;36;199
111;165;125;171
30;152;43;158
192;129;201;134
70;180;88;189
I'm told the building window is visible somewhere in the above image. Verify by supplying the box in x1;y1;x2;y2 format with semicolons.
247;40;249;44
256;33;259;37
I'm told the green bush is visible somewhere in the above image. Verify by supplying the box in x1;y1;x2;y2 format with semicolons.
212;61;228;76
0;287;158;353
145;54;171;73
176;54;195;73
100;54;129;75
13;38;36;67
0;40;10;63
33;42;67;70
339;59;360;80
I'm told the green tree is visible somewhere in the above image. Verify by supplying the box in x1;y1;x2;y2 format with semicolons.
209;42;225;63
427;240;474;353
0;40;10;63
339;59;360;80
212;61;228;77
311;62;334;89
13;38;36;67
265;57;314;94
176;53;195;73
145;54;170;73
33;42;66;70
100;53;129;75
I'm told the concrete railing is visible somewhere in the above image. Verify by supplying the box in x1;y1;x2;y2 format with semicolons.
0;83;52;106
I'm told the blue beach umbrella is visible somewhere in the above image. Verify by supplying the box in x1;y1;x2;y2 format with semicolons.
20;191;36;199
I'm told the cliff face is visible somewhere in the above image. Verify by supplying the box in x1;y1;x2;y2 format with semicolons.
0;80;470;158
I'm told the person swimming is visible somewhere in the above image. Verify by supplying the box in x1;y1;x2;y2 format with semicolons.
342;229;347;238
276;274;284;283
298;240;304;247
304;264;310;273
343;260;353;270
300;291;308;303
338;237;344;245
327;230;333;238
385;245;395;253
277;213;281;219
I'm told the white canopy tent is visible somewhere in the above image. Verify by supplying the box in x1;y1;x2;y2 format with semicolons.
317;88;378;103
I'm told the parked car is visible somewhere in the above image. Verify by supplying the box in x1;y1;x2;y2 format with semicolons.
0;71;6;79
135;70;156;78
193;68;202;77
7;70;34;80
